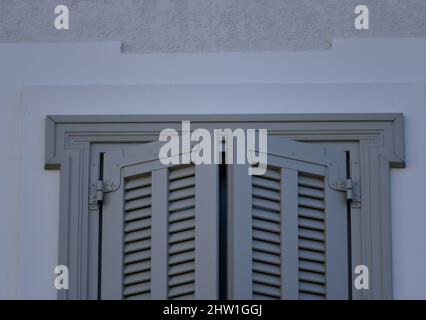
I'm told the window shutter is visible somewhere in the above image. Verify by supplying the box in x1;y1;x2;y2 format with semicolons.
101;142;219;300
228;137;348;300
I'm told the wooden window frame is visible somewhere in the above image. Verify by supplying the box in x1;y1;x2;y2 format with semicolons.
45;113;405;300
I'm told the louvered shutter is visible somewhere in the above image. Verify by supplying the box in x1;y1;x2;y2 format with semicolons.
101;141;218;299
228;137;348;300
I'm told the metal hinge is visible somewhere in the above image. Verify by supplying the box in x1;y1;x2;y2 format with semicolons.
346;178;361;208
346;178;353;201
89;180;105;210
96;180;104;205
89;180;115;210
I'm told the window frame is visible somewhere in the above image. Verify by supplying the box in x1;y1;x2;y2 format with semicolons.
45;113;405;300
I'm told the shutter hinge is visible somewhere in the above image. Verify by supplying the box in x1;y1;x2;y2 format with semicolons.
96;180;104;206
89;180;115;209
89;180;105;210
346;178;353;201
346;178;361;208
89;180;104;209
332;178;361;208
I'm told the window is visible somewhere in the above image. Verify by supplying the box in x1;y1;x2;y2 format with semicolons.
45;113;405;299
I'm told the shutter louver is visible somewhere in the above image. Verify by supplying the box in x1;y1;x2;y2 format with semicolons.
102;141;218;300
298;173;326;300
123;174;152;300
168;165;196;299
252;167;282;299
230;137;348;300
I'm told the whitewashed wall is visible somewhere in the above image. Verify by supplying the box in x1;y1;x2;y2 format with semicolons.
0;39;425;299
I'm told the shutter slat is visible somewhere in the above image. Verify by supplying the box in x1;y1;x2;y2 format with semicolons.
262;167;281;181
299;281;326;296
172;293;196;300
168;176;195;191
252;176;281;191
298;227;325;242
253;261;281;277
124;239;151;254
252;229;281;244
168;229;195;244
253;293;278;300
252;197;281;212
168;272;195;287
124;218;151;233
169;187;196;202
298;207;324;221
169;261;195;276
252;283;281;298
124;228;151;243
298;173;326;300
169;251;195;266
298;196;325;210
253;272;281;287
167;165;196;299
252;187;281;202
124;260;150;275
299;238;325;252
252;239;281;255
169;198;196;212
169;240;195;255
299;292;325;300
169;218;196;234
169;208;195;223
125;175;151;190
126;292;151;300
123;281;150;297
298;175;324;189
253;218;281;233
252;208;280;223
124;207;151;222
124;271;151;286
298;217;325;231
123;174;152;300
253;250;281;265
125;197;152;212
168;283;195;299
298;186;324;199
299;271;326;284
124;249;151;264
125;186;152;201
299;249;325;263
168;165;195;180
299;260;326;274
251;167;282;299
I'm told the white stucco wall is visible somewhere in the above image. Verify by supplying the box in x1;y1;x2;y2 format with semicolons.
1;39;426;299
1;0;426;53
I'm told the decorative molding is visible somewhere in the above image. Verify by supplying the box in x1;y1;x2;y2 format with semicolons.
45;113;405;300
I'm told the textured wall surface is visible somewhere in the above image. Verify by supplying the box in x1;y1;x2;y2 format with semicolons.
1;0;426;53
1;39;426;298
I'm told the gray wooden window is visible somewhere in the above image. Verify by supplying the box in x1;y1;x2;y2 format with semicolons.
45;113;405;300
228;137;348;299
98;137;349;300
101;141;218;299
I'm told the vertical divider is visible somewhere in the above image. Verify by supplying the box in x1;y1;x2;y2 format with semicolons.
195;164;219;299
325;172;349;299
228;164;253;299
101;154;124;299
